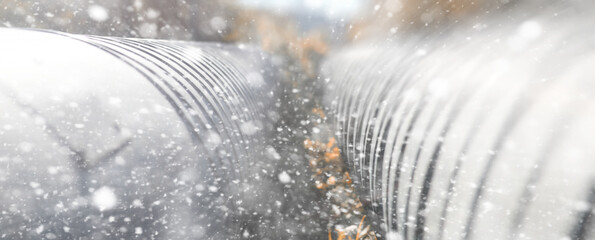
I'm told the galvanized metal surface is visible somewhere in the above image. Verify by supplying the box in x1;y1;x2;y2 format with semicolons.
0;28;283;239
323;3;595;239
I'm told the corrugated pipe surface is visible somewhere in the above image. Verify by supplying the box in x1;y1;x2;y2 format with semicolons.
323;6;595;240
0;28;279;239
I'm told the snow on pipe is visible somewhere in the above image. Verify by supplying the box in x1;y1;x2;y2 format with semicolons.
323;6;595;240
0;28;279;238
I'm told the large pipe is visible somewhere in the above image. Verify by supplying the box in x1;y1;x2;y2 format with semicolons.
0;28;280;239
323;2;595;240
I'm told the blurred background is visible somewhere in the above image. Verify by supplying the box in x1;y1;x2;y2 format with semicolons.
0;0;516;43
0;0;363;41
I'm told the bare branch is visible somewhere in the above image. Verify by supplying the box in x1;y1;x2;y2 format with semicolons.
0;86;80;155
92;136;132;168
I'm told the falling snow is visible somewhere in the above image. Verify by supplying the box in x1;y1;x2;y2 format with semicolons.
87;5;109;22
0;0;594;239
93;187;118;211
278;171;291;183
